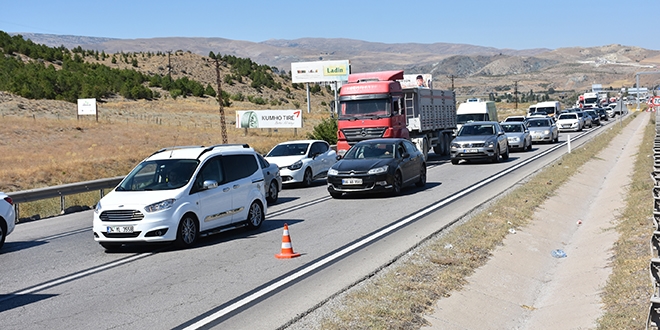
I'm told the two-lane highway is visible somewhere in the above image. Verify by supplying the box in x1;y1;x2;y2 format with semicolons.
0;117;622;330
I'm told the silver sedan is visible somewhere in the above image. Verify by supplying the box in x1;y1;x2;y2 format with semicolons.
501;122;532;151
526;118;559;143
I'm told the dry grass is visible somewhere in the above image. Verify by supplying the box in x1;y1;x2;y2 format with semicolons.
0;97;332;219
308;114;639;330
596;115;655;329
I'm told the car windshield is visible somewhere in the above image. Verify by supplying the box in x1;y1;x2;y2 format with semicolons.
344;143;395;159
457;113;488;124
528;119;550;127
502;124;523;133
558;114;577;120
266;143;310;157
458;124;495;136
505;117;524;122
116;159;199;191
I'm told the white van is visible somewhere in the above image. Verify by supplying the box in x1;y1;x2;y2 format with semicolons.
456;99;498;132
528;101;560;117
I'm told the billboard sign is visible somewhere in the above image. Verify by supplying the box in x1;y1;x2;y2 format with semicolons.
399;74;433;89
236;110;303;129
77;98;97;115
291;60;350;83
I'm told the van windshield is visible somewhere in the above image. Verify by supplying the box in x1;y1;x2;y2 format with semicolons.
457;113;488;124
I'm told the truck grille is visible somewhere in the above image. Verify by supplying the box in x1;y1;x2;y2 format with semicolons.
341;127;386;142
100;210;145;222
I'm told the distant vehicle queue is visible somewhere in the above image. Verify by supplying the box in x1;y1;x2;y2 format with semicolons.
2;70;626;252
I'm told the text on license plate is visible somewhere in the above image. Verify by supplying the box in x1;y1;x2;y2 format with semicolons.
462;149;478;153
342;178;363;185
107;225;134;233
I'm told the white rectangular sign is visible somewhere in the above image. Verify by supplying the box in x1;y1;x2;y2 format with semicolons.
77;98;97;115
236;110;303;129
399;74;433;89
291;60;350;83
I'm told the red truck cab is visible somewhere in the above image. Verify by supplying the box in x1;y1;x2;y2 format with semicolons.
336;70;409;156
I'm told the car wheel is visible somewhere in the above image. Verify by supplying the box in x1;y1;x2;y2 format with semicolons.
391;171;403;196
266;180;279;204
415;165;427;187
175;214;198;249
492;146;501;163
246;201;264;229
0;222;6;250
100;243;121;251
526;140;532;151
302;168;313;187
329;191;343;199
502;145;509;160
451;159;459;165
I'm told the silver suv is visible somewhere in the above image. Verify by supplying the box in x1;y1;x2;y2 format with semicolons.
450;121;509;164
93;144;267;250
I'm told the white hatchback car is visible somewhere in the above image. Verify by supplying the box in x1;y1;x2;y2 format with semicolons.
93;144;267;251
265;140;337;187
0;192;16;250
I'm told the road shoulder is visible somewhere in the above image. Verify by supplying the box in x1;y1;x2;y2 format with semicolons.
423;113;648;329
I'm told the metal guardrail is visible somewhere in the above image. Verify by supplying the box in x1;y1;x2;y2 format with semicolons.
8;176;124;219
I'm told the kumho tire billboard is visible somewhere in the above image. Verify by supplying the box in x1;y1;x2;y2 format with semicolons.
236;110;303;129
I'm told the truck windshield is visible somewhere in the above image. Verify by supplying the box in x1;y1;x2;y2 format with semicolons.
340;99;389;119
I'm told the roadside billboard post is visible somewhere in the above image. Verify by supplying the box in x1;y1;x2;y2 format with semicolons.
291;60;350;116
77;98;98;122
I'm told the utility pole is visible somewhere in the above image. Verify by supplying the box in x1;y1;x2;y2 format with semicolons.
214;56;228;143
446;75;456;91
167;50;172;80
514;80;519;110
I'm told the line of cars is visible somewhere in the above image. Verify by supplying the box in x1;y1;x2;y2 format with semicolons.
449;114;560;165
10;104;616;252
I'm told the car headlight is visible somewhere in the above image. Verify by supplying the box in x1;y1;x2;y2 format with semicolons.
544;130;550;134
368;165;388;175
288;160;303;170
144;199;176;213
328;168;338;176
487;141;495;148
508;137;520;142
450;143;460;148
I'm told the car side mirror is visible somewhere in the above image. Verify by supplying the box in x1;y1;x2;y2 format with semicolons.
336;155;343;160
402;152;410;159
202;180;219;190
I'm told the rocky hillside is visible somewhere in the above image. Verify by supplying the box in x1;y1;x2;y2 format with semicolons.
11;33;660;102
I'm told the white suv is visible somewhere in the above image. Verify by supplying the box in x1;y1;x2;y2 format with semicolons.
93;144;267;251
0;192;16;250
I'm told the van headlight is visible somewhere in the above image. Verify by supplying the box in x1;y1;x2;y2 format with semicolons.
145;199;176;213
95;201;102;214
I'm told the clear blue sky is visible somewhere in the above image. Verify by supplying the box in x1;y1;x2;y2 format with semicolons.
1;0;655;50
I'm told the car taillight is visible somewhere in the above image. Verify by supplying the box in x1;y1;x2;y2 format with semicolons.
4;196;13;205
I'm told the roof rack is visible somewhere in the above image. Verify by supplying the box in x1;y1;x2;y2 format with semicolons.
149;145;204;157
197;143;251;159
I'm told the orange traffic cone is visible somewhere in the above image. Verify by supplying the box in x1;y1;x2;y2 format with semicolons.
275;223;301;259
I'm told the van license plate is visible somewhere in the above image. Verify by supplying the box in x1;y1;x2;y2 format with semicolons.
107;226;134;233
